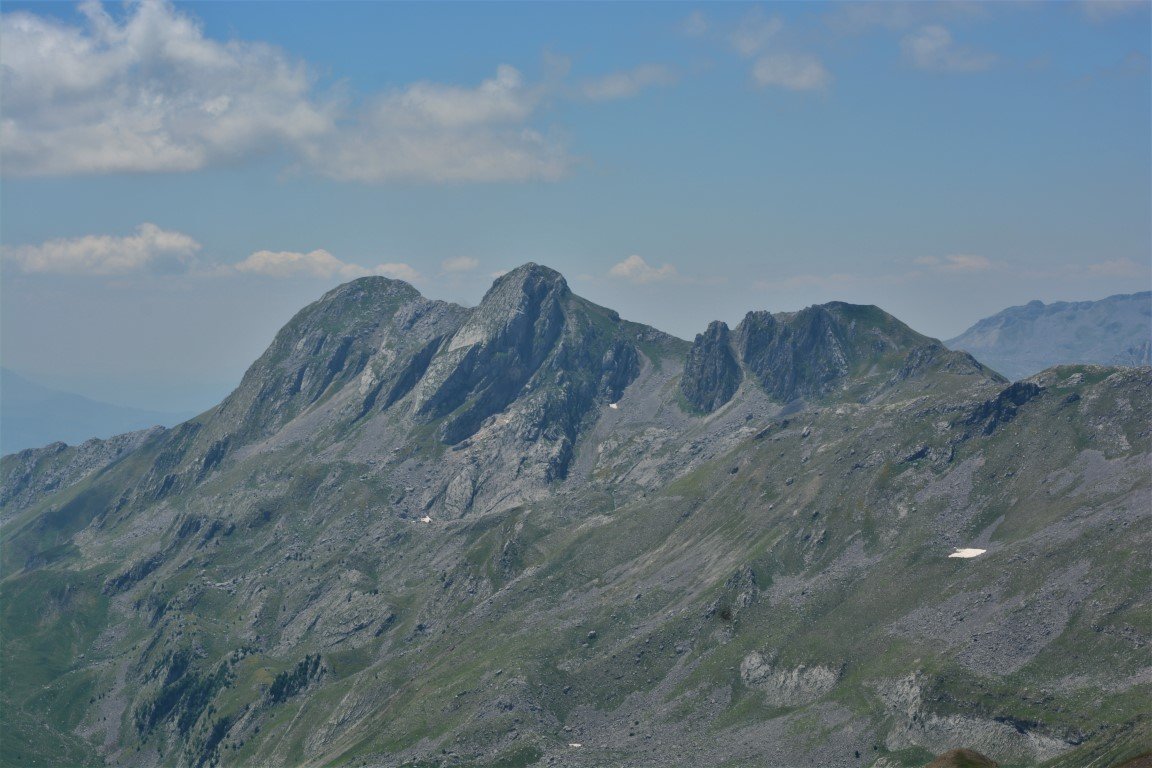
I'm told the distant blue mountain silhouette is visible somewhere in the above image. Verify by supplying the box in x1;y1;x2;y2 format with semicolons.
946;292;1151;380
1;368;193;455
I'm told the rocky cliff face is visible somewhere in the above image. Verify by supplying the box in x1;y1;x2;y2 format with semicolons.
2;266;1148;768
682;302;994;412
413;264;640;454
681;321;741;412
212;275;460;445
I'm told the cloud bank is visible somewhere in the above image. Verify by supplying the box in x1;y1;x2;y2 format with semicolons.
2;223;201;274
608;255;679;284
302;65;567;183
0;1;334;176
234;250;422;282
2;225;425;283
0;1;566;183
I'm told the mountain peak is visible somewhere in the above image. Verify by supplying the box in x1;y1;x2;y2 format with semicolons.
682;300;984;411
414;261;635;450
484;261;568;302
681;321;741;412
318;274;423;305
489;261;567;289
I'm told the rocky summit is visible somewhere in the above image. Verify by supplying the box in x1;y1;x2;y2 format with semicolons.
2;264;1149;768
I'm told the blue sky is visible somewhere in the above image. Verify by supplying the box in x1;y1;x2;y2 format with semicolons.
1;0;1149;411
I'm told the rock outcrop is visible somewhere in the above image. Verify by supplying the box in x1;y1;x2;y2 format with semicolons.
682;301;989;411
681;321;741;412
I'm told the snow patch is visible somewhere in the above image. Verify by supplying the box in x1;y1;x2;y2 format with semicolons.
948;548;986;559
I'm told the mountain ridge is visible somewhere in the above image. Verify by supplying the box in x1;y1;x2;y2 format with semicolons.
946;291;1151;380
1;264;1148;768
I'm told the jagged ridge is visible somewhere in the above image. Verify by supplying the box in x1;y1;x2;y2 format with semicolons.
682;302;996;412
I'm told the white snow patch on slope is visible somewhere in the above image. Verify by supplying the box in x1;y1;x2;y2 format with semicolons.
948;548;986;559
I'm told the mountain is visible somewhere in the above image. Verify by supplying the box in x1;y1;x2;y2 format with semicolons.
2;264;1149;768
945;292;1151;381
0;368;194;454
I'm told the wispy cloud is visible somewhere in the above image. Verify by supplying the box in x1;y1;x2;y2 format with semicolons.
1077;51;1150;84
914;254;995;272
901;25;996;72
580;64;675;101
440;256;480;274
752;54;832;92
730;10;784;57
304;65;567;183
0;2;567;183
2;224;201;275
714;10;830;94
1083;258;1146;278
1011;257;1148;282
234;250;422;282
608;255;679;284
1080;0;1149;23
681;10;710;38
824;2;988;35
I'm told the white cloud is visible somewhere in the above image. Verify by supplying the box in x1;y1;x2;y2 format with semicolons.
901;25;996;72
580;65;675;102
608;255;679;284
374;263;424;283
235;249;361;279
383;65;535;129
0;1;334;175
752;54;832;92
0;2;568;183
915;254;994;272
234;249;422;282
685;10;827;96
731;10;784;57
302;65;568;183
2;223;200;274
441;256;480;273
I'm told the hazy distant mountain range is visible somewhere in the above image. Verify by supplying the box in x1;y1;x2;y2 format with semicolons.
946;292;1151;381
0;368;193;454
1;267;1148;768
